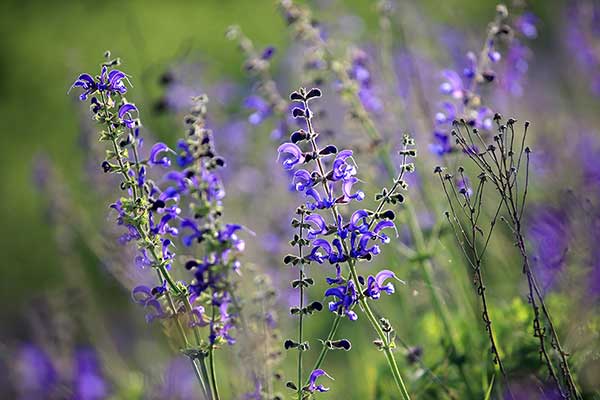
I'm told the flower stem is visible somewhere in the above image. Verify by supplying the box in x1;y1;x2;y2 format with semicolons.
297;211;306;400
209;305;221;400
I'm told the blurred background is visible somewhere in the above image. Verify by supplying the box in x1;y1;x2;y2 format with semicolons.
1;0;599;399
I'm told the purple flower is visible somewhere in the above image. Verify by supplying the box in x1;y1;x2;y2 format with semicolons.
439;70;465;99
331;150;356;181
149;142;173;168
244;95;272;125
98;66;129;94
117;103;138;128
15;344;57;397
292;169;314;191
69;73;97;101
341;177;365;202
516;12;538;39
305;214;328;239
365;269;402;300
73;348;108;400
325;281;358;321
528;207;569;291
277;142;305;170
307;369;333;393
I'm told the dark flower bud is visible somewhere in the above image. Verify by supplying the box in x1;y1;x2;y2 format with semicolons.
284;339;299;349
261;46;276;60
332;339;352;351
305;88;322;100
358;275;365;285
319;145;338;155
292;108;306;119
525;147;531;154
185;260;198;270
151;199;166;211
373;339;385;350
290;129;307;143
309;301;323;311
283;254;301;265
214;157;225;167
379;209;396;220
398;149;417;157
159;70;175;86
434;166;443;174
285;381;298;391
290;91;304;102
493;113;502;121
101;161;112;173
389;194;404;205
407;346;423;364
482;71;495;82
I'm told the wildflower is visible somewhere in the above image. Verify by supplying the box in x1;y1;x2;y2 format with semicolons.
325;281;358;320
307;369;333;393
365;270;402;300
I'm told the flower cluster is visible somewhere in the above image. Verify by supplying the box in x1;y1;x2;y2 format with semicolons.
173;95;244;346
71;55;247;399
277;88;404;320
278;87;412;398
431;5;536;156
71;57;181;329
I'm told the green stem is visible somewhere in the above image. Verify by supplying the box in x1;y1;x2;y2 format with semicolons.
190;357;211;400
307;315;342;383
297;212;306;399
209;305;221;400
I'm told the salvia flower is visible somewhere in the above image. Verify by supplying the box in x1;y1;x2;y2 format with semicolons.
307;369;333;393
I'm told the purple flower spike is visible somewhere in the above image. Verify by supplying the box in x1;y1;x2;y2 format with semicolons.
308;369;333;393
277;142;305;170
